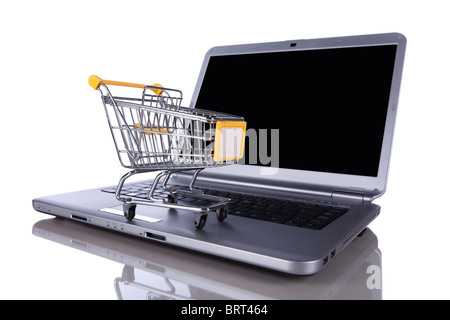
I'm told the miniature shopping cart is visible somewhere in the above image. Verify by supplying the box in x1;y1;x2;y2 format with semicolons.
89;75;246;229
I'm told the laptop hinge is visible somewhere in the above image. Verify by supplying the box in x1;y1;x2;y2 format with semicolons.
331;190;366;203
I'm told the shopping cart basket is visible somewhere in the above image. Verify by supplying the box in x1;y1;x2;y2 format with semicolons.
89;75;246;229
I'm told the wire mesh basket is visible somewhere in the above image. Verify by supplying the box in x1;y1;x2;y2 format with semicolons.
89;75;246;229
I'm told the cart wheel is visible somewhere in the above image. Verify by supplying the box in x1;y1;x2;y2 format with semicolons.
167;194;177;204
194;214;207;230
121;265;136;282
216;207;228;222
124;204;136;221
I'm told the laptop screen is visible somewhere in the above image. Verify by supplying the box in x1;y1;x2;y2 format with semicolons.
194;44;397;177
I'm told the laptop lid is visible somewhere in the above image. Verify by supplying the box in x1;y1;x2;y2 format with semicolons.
190;33;406;201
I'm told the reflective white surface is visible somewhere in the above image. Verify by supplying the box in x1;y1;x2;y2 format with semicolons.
32;218;381;300
2;0;450;299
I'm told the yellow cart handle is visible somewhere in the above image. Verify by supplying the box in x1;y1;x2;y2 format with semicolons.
88;75;164;95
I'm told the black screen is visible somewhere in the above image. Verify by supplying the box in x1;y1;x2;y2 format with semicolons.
195;45;397;177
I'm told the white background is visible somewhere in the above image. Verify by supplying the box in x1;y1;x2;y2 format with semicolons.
1;0;449;299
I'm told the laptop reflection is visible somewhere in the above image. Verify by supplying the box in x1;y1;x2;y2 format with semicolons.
33;218;381;300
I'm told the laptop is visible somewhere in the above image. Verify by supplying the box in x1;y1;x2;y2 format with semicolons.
32;32;406;275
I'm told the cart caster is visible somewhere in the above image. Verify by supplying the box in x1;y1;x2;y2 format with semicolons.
121;265;136;282
216;207;228;222
194;213;207;230
123;204;136;221
167;193;178;204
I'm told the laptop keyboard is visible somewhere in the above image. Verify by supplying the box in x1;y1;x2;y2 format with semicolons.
101;182;349;230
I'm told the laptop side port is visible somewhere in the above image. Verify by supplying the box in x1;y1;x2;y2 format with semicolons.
145;232;166;241
71;214;87;222
330;249;336;259
323;256;329;266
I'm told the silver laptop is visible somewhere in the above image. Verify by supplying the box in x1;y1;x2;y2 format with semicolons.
32;32;406;275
